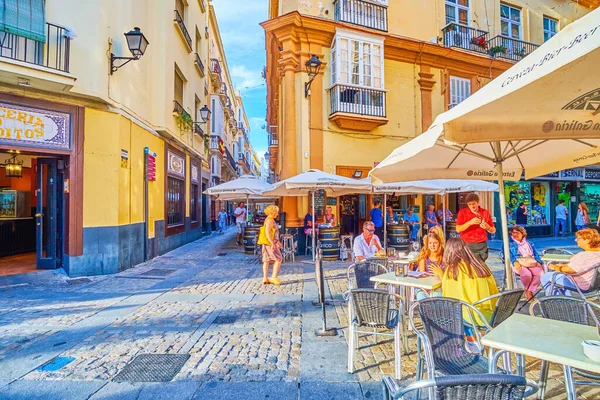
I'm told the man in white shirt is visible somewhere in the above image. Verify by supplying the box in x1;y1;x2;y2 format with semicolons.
234;202;247;245
353;221;384;261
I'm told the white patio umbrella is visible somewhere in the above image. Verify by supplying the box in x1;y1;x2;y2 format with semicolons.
263;169;372;260
372;180;498;250
371;8;600;289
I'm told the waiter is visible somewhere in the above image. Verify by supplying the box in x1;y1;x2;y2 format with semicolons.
456;193;496;261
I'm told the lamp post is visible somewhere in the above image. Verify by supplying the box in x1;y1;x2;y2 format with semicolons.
304;54;322;98
110;27;150;74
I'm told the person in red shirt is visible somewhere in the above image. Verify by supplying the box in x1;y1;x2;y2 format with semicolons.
456;193;496;261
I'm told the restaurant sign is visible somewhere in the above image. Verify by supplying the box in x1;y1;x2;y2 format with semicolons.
0;102;71;150
540;167;600;181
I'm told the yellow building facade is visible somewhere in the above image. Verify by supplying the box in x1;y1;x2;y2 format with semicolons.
0;0;250;276
262;0;598;235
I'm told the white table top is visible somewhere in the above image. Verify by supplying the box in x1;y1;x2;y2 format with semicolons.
389;257;418;265
481;314;600;373
541;253;573;263
370;272;442;291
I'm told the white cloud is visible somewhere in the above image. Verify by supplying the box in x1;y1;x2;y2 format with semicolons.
231;65;263;90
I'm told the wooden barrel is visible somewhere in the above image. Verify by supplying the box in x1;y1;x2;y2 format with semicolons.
318;226;340;261
243;225;260;255
446;221;460;239
387;224;410;253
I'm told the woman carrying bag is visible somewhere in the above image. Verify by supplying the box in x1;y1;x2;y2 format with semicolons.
257;205;283;285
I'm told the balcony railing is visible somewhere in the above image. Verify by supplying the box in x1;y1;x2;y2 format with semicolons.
238;152;246;165
224;147;237;170
195;53;205;76
333;0;388;32
174;10;192;50
268;134;279;147
173;100;193;129
330;84;386;117
210;135;221;151
193;122;204;137
487;35;539;62
210;59;221;76
0;22;71;72
441;22;489;54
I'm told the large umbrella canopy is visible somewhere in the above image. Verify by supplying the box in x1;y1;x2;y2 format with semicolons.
263;169;372;197
373;179;498;194
204;175;274;199
371;7;600;184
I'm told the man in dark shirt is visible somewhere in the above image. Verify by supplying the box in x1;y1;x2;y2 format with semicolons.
304;207;315;235
370;200;384;241
516;202;528;226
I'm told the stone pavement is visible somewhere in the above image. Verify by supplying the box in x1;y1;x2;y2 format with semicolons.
0;228;596;399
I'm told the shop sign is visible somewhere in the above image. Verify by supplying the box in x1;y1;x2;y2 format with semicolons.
145;147;157;182
585;169;600;180
0;102;71;150
540;168;600;181
560;168;584;179
167;150;185;178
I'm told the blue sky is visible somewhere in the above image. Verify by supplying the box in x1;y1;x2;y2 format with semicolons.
211;0;268;160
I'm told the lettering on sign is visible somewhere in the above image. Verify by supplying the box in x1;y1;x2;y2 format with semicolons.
586;169;600;180
0;103;71;150
560;168;584;179
147;154;156;182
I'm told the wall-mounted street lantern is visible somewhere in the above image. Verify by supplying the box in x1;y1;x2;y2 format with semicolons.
110;27;150;74
198;105;211;123
304;54;322;98
4;154;23;178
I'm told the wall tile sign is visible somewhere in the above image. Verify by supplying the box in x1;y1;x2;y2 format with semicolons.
0;102;71;150
167;151;185;178
191;164;199;183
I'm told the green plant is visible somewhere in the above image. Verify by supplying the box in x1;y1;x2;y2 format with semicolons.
513;47;527;57
489;45;507;57
204;133;209;151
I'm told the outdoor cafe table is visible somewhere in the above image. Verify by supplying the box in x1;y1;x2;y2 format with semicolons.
370;271;442;313
541;253;573;273
481;313;600;400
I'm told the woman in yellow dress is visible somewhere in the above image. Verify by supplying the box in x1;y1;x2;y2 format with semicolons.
429;237;499;343
258;205;283;285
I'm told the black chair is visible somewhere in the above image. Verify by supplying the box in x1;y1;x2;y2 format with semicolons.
545;262;600;302
382;373;538;400
536;296;600;399
346;260;388;290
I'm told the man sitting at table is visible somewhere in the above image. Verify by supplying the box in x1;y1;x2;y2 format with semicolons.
353;221;383;261
404;207;421;242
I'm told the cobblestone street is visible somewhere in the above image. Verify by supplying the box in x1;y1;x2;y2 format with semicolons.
0;229;597;399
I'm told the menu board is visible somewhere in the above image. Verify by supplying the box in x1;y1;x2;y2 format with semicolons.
314;189;325;217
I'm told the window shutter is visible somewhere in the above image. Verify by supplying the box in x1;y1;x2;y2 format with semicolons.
0;0;46;42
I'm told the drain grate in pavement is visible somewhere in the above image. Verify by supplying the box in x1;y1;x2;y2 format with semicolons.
113;354;190;382
217;252;227;256
139;268;177;277
213;316;237;324
66;278;91;285
37;356;76;372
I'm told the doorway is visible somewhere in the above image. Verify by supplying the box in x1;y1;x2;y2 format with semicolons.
0;154;63;275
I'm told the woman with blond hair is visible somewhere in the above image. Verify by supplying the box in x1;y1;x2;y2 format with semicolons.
417;232;445;273
576;202;590;231
257;205;283;285
541;228;600;295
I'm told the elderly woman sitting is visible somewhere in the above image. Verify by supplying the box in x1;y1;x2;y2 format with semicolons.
540;228;600;296
509;225;544;300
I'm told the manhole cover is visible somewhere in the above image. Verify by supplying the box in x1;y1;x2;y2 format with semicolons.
113;354;190;382
217;253;227;256
139;268;177;277
67;278;91;285
37;356;76;372
214;316;237;324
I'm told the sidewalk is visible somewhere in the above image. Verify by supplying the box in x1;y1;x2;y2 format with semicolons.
0;227;594;399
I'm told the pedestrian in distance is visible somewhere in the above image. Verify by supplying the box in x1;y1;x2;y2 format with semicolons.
576;202;590;231
555;199;568;237
234;202;247;245
257;205;282;285
218;207;227;234
515;202;528;226
369;200;384;242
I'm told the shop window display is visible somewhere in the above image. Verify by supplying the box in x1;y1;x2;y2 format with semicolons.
504;182;549;226
580;183;600;223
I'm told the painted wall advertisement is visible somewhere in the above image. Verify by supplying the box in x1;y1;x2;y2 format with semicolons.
0;102;71;150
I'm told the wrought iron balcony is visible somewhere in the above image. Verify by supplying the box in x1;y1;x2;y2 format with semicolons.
193;122;204;137
238;152;246;165
174;10;192;50
441;22;489;54
173;101;193;129
224;147;237;170
210;135;221;151
210;59;221;76
487;35;539;62
195;53;205;76
333;0;388;32
0;22;71;72
330;84;386;117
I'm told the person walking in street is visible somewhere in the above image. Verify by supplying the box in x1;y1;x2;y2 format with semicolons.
425;204;439;229
515;202;528;226
258;205;282;285
218;207;228;234
455;193;496;262
353;221;384;261
576;202;590;231
234;202;247;246
555;199;568;237
404;207;421;243
370;200;384;241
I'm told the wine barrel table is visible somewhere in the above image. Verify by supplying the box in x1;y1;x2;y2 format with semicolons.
318;226;340;261
387;224;410;253
243;225;260;255
446;221;460;239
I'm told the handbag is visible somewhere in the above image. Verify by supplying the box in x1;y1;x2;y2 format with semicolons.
516;257;539;268
257;225;273;246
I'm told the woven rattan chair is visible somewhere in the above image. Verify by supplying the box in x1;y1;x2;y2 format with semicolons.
347;289;405;380
545;262;600;302
409;297;493;383
474;289;524;328
536;296;600;399
366;256;390;270
382;373;538;400
347;261;389;290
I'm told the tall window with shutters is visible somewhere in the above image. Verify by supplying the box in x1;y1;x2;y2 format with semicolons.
174;68;184;107
445;0;469;26
449;76;471;108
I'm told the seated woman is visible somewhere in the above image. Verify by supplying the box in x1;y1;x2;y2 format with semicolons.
386;206;398;224
417;232;445;273
508;225;544;300
324;206;336;226
540;228;600;296
428;225;445;247
430;238;499;324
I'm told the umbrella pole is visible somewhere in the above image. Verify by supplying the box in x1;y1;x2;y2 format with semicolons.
443;194;447;235
314;190;336;337
495;158;514;290
312;191;316;262
384;193;387;253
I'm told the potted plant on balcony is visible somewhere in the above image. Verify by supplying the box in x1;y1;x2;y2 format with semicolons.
204;133;210;152
489;44;508;58
470;35;488;51
176;111;193;132
513;47;527;58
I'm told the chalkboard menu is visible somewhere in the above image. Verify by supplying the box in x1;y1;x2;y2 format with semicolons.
314;189;325;216
326;197;337;206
